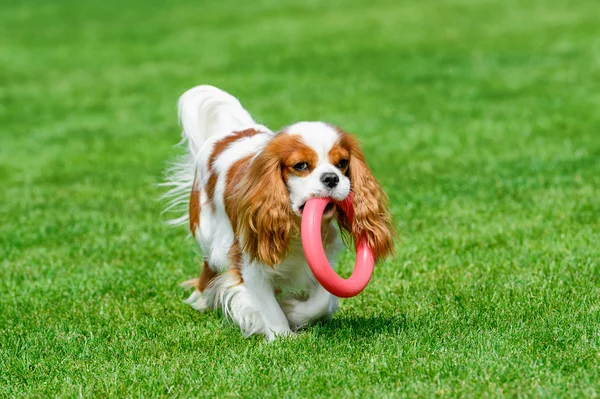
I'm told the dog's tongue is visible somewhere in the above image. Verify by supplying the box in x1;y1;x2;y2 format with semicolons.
300;196;375;298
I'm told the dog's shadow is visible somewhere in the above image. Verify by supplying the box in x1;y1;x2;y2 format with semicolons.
310;313;408;338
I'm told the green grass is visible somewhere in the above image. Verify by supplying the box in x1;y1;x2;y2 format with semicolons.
1;0;600;396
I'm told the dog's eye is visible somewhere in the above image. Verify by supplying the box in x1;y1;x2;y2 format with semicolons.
293;162;309;171
337;159;349;169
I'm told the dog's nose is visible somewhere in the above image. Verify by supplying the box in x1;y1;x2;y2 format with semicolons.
320;173;339;188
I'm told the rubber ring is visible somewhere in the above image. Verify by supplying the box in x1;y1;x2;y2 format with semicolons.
300;196;375;298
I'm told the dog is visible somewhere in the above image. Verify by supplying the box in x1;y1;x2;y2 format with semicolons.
163;85;394;340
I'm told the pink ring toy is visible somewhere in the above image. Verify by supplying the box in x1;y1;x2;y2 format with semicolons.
301;196;375;298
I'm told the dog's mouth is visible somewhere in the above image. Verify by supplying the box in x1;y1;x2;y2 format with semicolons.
298;202;336;215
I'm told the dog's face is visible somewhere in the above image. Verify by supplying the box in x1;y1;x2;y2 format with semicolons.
237;122;394;266
277;122;352;217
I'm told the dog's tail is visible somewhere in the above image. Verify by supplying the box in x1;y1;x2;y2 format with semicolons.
178;85;257;158
161;85;258;226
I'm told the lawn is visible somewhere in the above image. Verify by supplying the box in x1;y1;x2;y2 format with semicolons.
1;0;599;397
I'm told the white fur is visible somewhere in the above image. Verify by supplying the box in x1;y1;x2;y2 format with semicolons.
282;285;339;329
178;85;257;158
165;85;345;340
203;271;265;337
287;161;350;215
286;121;340;158
183;289;207;311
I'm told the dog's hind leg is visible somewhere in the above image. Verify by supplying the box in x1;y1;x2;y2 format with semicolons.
182;260;217;311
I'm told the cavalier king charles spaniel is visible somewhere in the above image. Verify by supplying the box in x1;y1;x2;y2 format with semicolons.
164;85;394;340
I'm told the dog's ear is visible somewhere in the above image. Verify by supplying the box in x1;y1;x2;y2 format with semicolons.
336;133;395;262
235;145;291;267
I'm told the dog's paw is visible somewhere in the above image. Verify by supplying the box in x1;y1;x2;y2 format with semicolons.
183;290;208;311
280;298;312;330
264;327;296;342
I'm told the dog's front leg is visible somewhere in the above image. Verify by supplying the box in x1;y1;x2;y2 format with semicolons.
282;283;339;330
242;263;293;341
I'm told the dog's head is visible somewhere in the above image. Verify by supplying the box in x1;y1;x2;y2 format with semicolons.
236;122;395;266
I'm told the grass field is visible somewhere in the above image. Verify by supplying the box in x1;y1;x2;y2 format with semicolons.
2;0;600;397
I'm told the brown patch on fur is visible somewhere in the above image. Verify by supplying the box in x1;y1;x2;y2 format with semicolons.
228;240;243;269
224;155;253;230
223;240;244;286
234;133;314;267
189;172;201;235
205;128;261;208
328;144;350;174
334;129;396;262
209;128;260;170
197;260;217;292
224;268;244;286
227;240;244;286
279;137;319;179
205;173;218;208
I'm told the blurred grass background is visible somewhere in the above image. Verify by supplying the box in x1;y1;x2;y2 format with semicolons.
1;0;599;397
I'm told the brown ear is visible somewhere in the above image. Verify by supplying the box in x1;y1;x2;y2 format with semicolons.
235;147;291;267
337;134;395;262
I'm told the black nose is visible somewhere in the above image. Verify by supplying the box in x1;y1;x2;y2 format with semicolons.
320;173;339;188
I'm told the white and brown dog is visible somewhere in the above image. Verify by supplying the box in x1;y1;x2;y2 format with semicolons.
164;85;394;340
